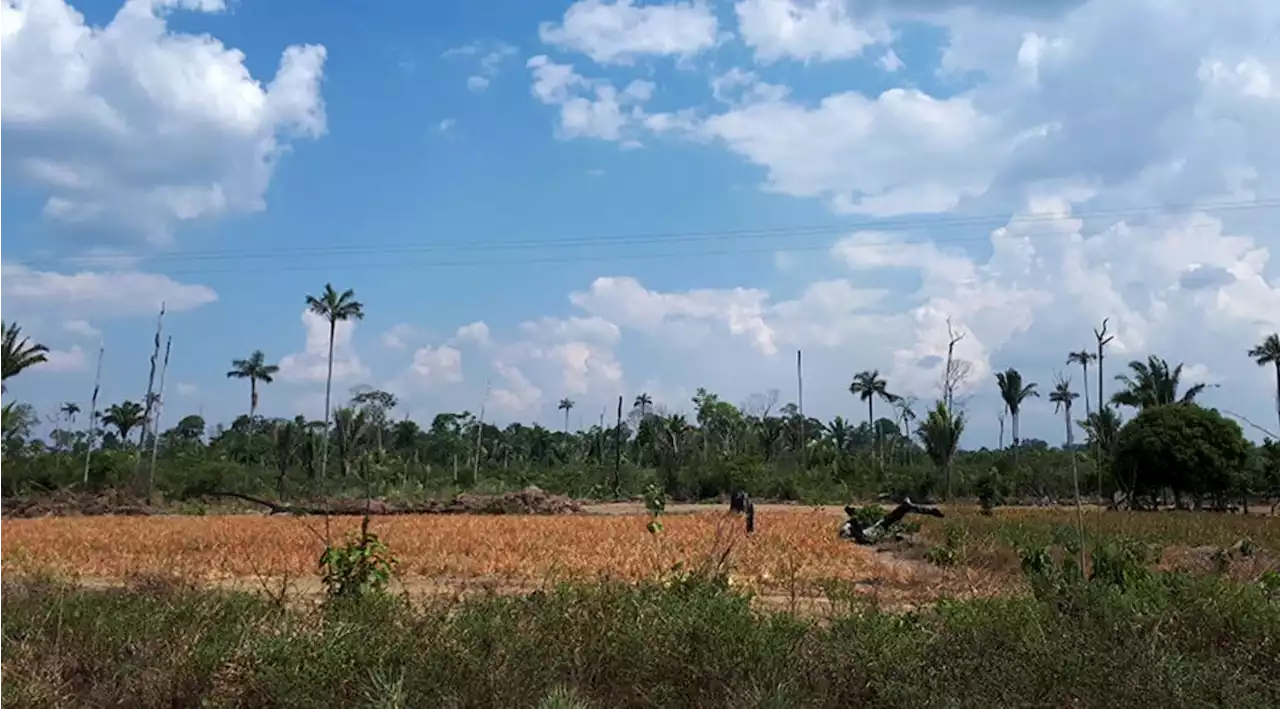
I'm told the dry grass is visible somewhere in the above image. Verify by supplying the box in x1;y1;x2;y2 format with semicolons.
1;508;999;605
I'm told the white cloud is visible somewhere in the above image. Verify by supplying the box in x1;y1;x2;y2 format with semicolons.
62;319;101;339
437;118;456;133
405;345;464;387
539;0;720;65
444;40;518;92
526;54;655;143
877;48;903;72
1;261;218;317
734;0;888;64
175;381;198;396
381;323;418;350
37;344;87;373
1;0;327;242
452;321;491;347
278;309;370;385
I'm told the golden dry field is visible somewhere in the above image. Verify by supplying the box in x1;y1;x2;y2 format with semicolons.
1;508;997;606
3;505;1276;609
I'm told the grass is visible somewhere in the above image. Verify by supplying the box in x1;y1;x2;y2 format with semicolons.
3;507;1278;706
3;564;1278;708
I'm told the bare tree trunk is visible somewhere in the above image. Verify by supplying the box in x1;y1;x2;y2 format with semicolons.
83;345;104;486
320;321;336;484
134;304;165;489
147;337;172;504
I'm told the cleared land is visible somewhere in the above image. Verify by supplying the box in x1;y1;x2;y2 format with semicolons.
4;503;1277;613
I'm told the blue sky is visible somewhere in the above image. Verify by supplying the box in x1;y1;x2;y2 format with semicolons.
4;0;1280;445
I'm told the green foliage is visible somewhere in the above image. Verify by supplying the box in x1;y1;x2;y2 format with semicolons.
1111;403;1252;503
317;515;398;600
643;483;665;535
5;568;1279;708
974;466;1010;512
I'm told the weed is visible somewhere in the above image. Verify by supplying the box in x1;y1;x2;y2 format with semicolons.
318;515;398;601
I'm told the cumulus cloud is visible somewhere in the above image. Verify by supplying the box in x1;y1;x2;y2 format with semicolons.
36;344;87;373
453;321;491;347
526;54;655;143
539;0;720;65
0;0;327;242
734;0;888;64
1;261;217;317
278;309;370;385
406;345;464;386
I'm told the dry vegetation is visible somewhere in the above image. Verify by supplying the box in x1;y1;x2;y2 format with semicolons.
1;508;984;605
5;505;1276;609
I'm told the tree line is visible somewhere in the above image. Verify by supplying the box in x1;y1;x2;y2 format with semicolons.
3;293;1279;509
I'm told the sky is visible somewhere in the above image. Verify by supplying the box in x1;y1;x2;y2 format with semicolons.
3;0;1280;447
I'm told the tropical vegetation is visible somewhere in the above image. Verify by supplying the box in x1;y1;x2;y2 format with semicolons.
2;287;1279;511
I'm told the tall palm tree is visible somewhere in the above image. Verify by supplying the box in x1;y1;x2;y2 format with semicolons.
1111;355;1207;410
849;369;899;464
60;402;81;424
1248;333;1280;435
305;283;365;482
1066;350;1097;418
101;400;146;444
1049;378;1079;449
1050;373;1086;568
226;350;280;419
995;368;1038;467
2;321;49;392
633;392;652;419
558;398;576;433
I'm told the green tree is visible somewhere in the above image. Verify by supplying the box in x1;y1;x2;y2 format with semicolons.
101;401;147;445
226;350;280;419
1111;404;1249;508
2;321;49;392
916;401;964;498
1111;355;1208;411
849;369;899;465
995;368;1038;467
305;283;365;483
1248;333;1280;436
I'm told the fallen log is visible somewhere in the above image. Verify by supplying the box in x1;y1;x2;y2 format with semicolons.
208;486;585;517
839;497;944;545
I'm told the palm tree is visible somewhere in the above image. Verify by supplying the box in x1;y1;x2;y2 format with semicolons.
1049;372;1086;568
2;321;49;392
1049;377;1079;449
558;398;576;433
995;368;1038;467
1248;333;1280;435
849;370;899;464
226;350;280;418
826;415;853;469
1066;350;1097;418
60;402;81;424
101;400;146;444
916;401;965;499
633;392;652;419
1111;355;1207;410
305;283;365;483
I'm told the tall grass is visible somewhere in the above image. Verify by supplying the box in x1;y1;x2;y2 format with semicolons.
4;565;1278;708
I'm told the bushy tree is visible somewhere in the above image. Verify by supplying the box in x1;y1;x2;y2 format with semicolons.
1111;403;1250;508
